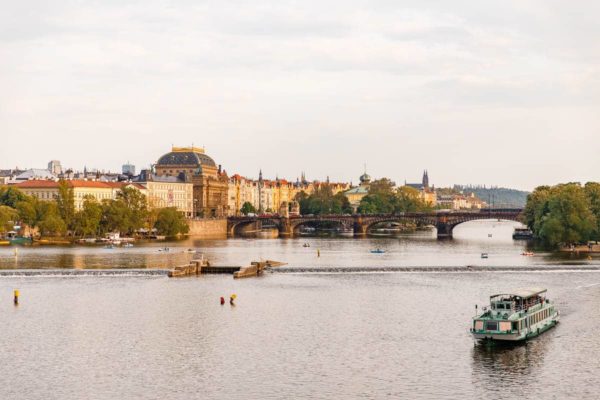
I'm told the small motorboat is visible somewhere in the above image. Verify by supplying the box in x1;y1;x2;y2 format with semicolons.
488;234;493;238
370;249;386;254
123;243;134;248
481;253;489;259
184;248;196;253
159;247;170;252
302;243;311;248
104;244;114;249
521;251;534;256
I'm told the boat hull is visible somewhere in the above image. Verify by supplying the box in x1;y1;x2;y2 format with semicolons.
472;318;559;342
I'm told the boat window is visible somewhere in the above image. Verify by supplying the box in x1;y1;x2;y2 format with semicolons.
485;321;498;331
497;303;504;309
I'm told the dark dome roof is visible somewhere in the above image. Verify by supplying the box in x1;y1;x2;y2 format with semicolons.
157;151;216;167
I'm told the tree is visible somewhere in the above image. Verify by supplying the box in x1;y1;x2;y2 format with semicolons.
396;186;428;212
154;207;190;236
38;203;67;236
56;180;75;230
584;182;600;240
117;187;148;233
73;196;103;237
240;201;256;215
0;205;18;233
524;183;596;247
0;187;28;208
295;185;352;215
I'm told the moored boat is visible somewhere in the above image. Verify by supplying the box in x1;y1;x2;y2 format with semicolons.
471;287;559;342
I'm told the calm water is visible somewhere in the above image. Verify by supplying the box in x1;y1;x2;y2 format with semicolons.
1;221;600;399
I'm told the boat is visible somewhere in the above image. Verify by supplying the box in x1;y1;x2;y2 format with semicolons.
370;249;386;254
123;243;134;248
5;231;32;245
513;227;534;240
481;253;489;259
302;243;310;248
159;247;170;252
471;287;559;342
104;244;114;249
184;248;196;253
521;251;534;256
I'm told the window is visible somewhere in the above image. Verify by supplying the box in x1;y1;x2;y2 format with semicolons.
485;321;498;331
497;303;505;309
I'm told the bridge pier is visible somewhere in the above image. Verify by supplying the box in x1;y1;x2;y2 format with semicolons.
436;223;454;239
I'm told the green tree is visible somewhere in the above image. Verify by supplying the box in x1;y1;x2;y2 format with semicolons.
16;197;41;227
38;203;67;236
396;186;428;212
525;183;596;247
0;187;28;208
0;205;18;233
56;180;75;230
295;185;352;215
584;182;600;240
73;196;103;237
117;187;148;233
154;207;190;236
240;201;256;215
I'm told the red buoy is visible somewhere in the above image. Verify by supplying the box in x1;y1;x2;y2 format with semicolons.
220;297;225;305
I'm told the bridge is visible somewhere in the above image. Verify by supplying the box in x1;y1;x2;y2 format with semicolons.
227;209;524;239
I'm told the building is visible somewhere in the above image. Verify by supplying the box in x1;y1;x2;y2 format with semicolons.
228;171;350;216
154;146;228;217
9;169;57;183
436;192;486;210
13;180;146;210
345;172;371;211
134;171;194;217
48;160;62;176
405;170;437;206
122;163;136;176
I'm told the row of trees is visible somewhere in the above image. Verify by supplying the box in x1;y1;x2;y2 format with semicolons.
358;178;431;214
0;184;189;237
289;179;430;216
523;182;600;247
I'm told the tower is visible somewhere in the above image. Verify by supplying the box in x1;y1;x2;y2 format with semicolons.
422;170;429;189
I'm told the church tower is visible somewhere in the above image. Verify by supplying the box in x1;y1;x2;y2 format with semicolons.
422;170;429;189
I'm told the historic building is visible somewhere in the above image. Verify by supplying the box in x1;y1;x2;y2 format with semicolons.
228;171;349;216
134;171;194;217
405;170;437;206
344;172;371;211
154;146;229;217
13;180;146;210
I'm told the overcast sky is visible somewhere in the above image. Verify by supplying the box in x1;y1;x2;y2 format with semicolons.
1;1;599;190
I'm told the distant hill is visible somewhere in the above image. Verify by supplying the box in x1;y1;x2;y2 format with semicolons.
452;185;530;208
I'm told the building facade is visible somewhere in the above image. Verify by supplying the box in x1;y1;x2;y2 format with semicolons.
13;180;146;210
134;172;194;217
154;146;229;217
228;172;350;216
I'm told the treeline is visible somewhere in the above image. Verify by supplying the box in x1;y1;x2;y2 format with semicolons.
293;179;430;215
295;185;353;215
0;183;189;238
523;182;600;247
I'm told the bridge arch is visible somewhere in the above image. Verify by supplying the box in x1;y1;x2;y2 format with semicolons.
290;218;352;236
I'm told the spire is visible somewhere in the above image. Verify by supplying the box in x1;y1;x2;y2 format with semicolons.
259;169;263;182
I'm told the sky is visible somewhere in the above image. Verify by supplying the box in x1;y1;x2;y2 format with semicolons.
1;0;599;191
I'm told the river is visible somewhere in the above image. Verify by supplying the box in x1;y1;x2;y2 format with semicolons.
1;221;599;399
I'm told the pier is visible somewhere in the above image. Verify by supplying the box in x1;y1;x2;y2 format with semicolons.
168;257;285;278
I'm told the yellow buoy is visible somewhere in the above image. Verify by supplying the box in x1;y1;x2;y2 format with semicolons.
231;294;237;300
14;289;19;305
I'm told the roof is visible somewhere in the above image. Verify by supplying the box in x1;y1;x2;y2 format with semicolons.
14;169;57;180
156;148;216;167
491;287;547;299
345;186;369;195
14;180;145;190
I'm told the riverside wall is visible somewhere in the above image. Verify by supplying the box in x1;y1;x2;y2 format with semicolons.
187;218;227;239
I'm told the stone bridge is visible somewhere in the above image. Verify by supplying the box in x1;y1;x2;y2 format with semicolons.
227;209;523;239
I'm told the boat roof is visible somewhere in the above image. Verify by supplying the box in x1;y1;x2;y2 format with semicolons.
491;287;547;299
